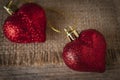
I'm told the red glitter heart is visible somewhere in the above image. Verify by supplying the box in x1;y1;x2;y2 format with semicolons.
62;29;106;73
3;3;46;43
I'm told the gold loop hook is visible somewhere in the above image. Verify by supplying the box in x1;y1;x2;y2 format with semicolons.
45;8;66;33
64;26;79;41
4;0;17;15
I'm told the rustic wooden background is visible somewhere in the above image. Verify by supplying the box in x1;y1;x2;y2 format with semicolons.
0;0;120;80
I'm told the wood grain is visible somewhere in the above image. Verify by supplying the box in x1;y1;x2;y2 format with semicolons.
0;0;120;80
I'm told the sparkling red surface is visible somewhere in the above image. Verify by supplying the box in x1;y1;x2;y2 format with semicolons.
63;29;106;73
3;3;46;43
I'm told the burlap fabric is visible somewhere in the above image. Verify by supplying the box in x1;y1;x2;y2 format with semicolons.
0;0;120;80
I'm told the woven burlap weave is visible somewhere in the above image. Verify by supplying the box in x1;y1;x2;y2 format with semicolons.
0;0;120;80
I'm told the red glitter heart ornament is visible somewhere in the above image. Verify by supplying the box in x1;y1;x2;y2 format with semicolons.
3;3;46;43
63;29;106;73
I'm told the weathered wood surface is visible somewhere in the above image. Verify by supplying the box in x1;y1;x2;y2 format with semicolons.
0;0;120;80
0;65;120;80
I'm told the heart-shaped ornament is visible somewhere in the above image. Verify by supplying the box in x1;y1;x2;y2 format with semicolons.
63;29;106;73
3;3;46;43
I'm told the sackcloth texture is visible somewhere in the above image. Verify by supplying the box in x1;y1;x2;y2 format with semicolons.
0;0;120;80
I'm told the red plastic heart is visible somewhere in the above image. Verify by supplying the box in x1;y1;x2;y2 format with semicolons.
3;3;46;43
62;29;106;73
